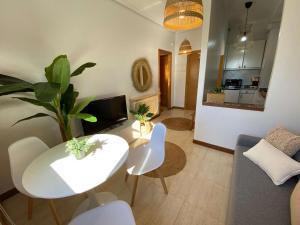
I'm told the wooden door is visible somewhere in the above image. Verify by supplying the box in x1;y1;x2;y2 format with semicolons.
159;49;172;110
185;51;200;110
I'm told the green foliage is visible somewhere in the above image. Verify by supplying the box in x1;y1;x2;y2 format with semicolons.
210;87;223;94
130;103;154;124
65;138;94;159
0;55;97;141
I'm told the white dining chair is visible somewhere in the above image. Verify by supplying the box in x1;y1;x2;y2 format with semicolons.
8;137;61;225
69;200;136;225
125;123;168;206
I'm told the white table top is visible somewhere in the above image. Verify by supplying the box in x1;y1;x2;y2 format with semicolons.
22;134;129;199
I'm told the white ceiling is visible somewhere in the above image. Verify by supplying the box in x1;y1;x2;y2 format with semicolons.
114;0;283;31
114;0;167;26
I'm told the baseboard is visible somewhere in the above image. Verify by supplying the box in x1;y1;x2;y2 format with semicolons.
0;188;18;202
172;106;184;110
193;139;234;155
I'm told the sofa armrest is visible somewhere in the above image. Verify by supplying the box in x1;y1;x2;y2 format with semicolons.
236;134;261;148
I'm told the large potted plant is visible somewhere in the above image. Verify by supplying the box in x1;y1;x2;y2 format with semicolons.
0;55;97;141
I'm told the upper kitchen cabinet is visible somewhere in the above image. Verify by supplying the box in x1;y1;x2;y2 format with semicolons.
243;40;266;68
225;40;266;69
225;44;244;69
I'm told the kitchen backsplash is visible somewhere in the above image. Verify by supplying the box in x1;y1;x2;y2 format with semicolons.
222;69;261;86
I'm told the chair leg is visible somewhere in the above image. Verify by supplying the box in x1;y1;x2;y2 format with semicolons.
27;197;33;220
125;171;129;182
48;200;62;225
155;169;168;194
130;176;139;207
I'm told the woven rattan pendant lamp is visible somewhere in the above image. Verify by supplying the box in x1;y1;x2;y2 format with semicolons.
163;0;203;31
179;39;192;55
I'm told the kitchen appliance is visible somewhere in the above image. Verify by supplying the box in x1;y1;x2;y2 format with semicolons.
224;79;243;103
224;79;243;90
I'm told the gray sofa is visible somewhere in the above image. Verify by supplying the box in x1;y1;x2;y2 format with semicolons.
226;135;300;225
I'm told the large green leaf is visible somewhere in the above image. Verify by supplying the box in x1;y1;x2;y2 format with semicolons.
0;74;30;85
0;82;34;96
13;97;57;113
12;113;56;126
60;84;79;115
34;82;60;102
45;55;70;93
70;96;94;114
73;113;97;122
71;62;96;77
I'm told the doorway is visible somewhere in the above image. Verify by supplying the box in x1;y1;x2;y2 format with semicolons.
158;49;172;112
185;50;200;110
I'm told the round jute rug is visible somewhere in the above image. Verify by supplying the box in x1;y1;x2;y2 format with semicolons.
144;141;186;178
161;117;192;131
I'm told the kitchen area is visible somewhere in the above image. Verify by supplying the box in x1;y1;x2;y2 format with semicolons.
202;0;283;111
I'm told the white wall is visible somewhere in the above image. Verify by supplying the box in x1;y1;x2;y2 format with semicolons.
0;0;175;194
260;27;280;88
173;28;202;107
194;0;300;149
203;0;227;94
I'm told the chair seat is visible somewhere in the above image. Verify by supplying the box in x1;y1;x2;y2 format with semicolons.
69;201;136;225
126;143;163;176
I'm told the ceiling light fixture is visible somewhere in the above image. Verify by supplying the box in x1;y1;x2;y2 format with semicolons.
179;39;192;55
241;1;253;42
163;0;203;31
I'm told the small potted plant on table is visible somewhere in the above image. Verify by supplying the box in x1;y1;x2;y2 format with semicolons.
130;104;154;136
66;138;95;160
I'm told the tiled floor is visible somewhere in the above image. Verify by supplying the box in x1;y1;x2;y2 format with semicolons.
2;109;233;225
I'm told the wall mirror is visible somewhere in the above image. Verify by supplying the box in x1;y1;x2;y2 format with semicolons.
132;58;152;92
202;0;284;111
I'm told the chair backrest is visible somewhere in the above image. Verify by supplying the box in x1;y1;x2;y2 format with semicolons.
69;200;136;225
8;137;49;195
149;123;167;168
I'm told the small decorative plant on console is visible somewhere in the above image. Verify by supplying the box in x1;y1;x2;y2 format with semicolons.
66;138;95;160
0;55;97;141
206;87;225;104
130;103;154;136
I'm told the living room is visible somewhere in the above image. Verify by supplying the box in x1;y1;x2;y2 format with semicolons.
0;0;300;225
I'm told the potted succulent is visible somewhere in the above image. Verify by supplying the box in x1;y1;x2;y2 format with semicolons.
206;87;225;104
65;138;95;160
0;55;97;142
130;103;154;136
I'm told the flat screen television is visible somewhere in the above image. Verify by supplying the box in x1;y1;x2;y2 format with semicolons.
81;95;128;135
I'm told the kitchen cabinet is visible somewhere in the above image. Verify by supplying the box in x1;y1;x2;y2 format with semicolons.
243;40;266;68
239;90;256;104
225;40;266;70
224;89;240;103
225;44;244;69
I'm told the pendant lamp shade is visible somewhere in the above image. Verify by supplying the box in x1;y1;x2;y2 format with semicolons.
164;0;203;31
179;39;192;55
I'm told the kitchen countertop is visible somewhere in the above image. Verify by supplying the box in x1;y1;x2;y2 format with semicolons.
202;101;264;111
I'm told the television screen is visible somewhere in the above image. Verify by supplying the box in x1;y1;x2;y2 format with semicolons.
81;95;128;135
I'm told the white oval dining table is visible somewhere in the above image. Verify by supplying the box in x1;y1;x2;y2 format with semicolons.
22;134;129;216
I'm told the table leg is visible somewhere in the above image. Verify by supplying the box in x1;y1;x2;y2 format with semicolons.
72;192;118;219
48;200;62;225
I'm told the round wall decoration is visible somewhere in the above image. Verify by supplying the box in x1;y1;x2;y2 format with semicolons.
131;58;152;92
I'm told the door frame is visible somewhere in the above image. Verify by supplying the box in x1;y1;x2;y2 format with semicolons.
184;50;201;110
158;49;172;110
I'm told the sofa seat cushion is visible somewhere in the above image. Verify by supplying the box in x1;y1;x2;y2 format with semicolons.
227;144;298;225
